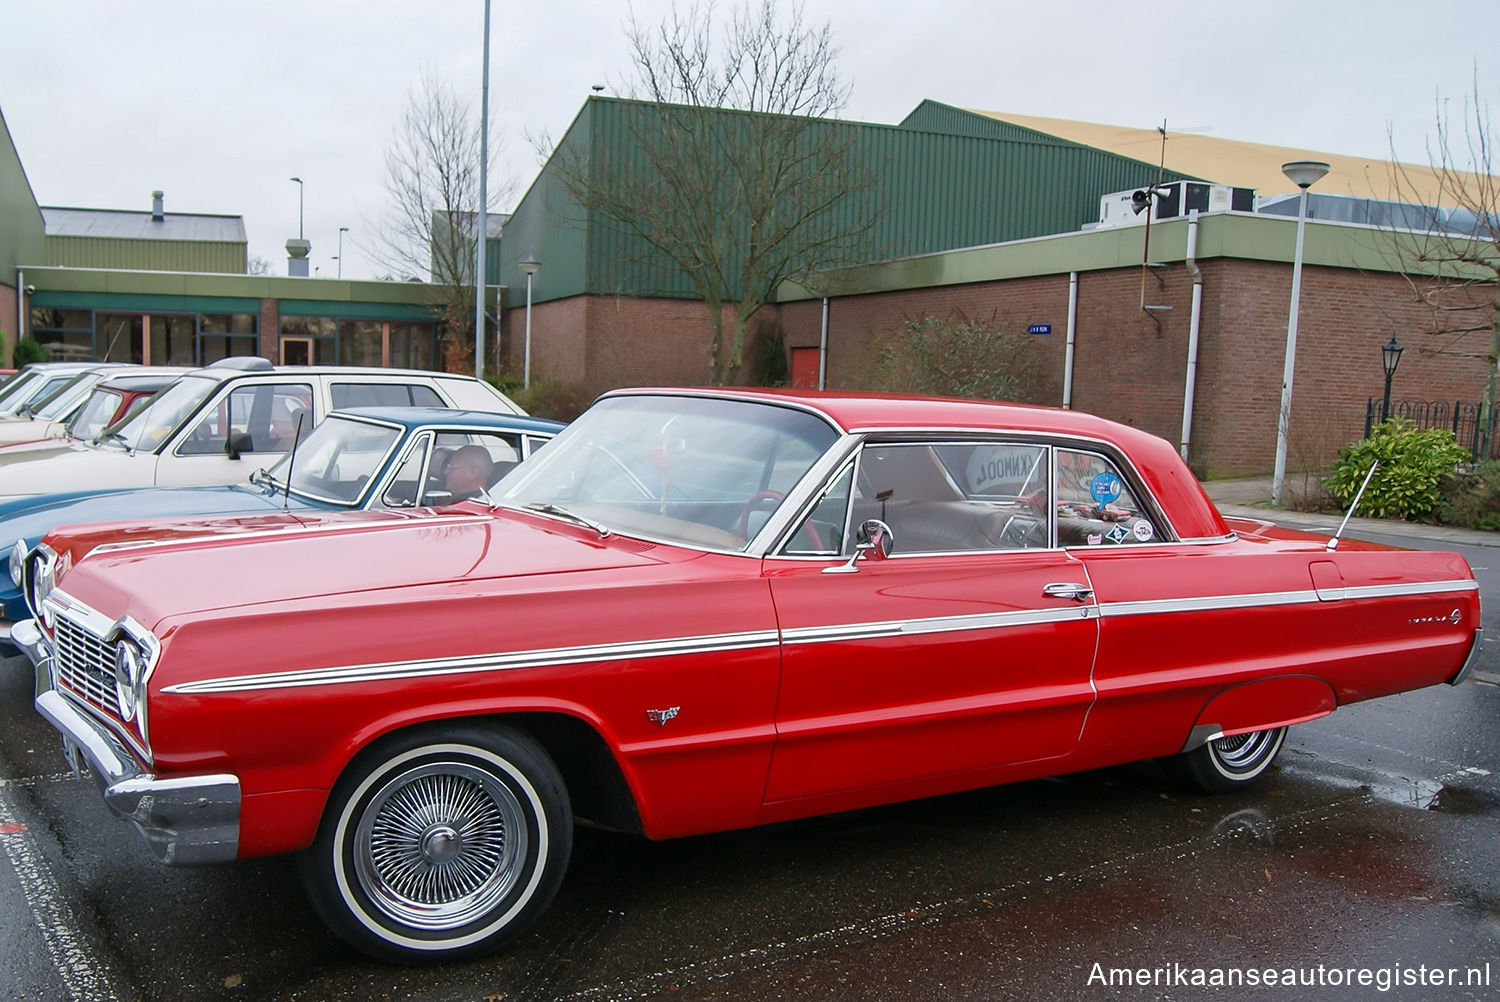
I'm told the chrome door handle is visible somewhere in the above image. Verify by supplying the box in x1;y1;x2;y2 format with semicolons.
1043;582;1094;602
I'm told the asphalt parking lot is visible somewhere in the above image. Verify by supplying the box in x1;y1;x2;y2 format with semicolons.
1;518;1497;1001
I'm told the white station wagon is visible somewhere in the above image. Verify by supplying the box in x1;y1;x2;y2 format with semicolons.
0;358;524;500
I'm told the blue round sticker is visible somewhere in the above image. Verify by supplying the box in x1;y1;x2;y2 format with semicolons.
1090;473;1122;505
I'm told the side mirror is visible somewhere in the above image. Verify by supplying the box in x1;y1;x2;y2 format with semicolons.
225;432;253;461
823;518;895;574
422;489;456;507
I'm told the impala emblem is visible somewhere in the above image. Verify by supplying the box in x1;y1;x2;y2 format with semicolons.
646;706;680;727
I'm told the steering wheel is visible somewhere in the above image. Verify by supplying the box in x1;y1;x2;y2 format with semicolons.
738;491;784;539
737;490;824;550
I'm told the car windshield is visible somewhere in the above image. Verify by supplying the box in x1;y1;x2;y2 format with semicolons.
31;372;99;419
261;413;403;505
0;369;40;409
67;388;125;440
1;372;76;417
104;375;217;452
497;394;839;551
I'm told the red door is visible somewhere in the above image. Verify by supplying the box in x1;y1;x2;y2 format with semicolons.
760;548;1099;805
790;348;821;389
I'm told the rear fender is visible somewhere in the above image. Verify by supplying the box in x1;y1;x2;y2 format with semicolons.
1180;675;1337;753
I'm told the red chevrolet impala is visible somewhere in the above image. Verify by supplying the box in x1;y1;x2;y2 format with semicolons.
16;388;1482;962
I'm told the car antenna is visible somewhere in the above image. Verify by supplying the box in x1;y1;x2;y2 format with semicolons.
282;412;305;512
1326;459;1378;551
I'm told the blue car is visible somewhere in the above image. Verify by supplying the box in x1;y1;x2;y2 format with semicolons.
1;406;564;648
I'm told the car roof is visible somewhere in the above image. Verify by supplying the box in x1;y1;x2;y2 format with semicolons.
604;387;1229;541
332;406;565;434
96;368;193;391
186;360;487;383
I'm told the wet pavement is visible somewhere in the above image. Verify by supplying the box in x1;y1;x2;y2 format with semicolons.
0;505;1497;1000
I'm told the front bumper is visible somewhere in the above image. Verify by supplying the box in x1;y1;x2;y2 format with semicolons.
18;618;241;865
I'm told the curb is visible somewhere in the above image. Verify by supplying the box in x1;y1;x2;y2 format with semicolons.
1215;503;1500;550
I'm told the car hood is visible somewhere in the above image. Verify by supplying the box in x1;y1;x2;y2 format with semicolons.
2;484;299;555
0;441;154;497
49;508;678;630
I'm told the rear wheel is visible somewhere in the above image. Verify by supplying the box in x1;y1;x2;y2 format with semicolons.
300;723;572;963
1171;726;1287;793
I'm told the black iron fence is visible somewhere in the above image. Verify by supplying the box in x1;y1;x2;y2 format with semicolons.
1365;397;1497;461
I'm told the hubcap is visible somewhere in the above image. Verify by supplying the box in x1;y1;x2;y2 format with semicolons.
353;761;529;932
1211;729;1281;773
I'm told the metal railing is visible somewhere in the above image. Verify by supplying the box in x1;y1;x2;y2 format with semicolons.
1365;397;1496;461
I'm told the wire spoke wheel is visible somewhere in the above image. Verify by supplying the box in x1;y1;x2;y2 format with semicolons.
301;726;572;963
355;762;527;931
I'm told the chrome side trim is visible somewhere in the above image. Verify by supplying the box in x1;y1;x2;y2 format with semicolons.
1449;628;1484;686
782;606;1097;647
1101;590;1318;618
165;629;783;694
1099;578;1478;619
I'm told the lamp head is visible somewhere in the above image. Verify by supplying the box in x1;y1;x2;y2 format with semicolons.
1382;335;1403;376
1281;160;1330;189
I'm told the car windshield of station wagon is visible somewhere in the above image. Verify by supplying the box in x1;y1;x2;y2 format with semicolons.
497;395;839;551
105;375;217;452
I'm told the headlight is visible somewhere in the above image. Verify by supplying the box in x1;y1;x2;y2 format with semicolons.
8;539;26;589
114;640;144;722
26;548;57;627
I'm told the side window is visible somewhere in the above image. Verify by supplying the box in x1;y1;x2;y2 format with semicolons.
332;383;446;408
782;443;1052;557
380;433;433;508
850;442;1049;555
1055;448;1160;546
411;430;525;505
176;383;313;456
782;463;854;556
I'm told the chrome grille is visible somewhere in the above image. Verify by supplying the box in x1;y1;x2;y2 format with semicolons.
54;614;120;719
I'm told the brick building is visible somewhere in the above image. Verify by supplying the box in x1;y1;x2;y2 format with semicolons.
500;102;1494;477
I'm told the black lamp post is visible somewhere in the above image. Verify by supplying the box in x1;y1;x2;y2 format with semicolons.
1381;335;1404;422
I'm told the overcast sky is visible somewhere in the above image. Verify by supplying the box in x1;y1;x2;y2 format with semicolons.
1;0;1494;281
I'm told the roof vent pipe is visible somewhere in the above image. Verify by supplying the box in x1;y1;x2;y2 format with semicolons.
151;190;164;221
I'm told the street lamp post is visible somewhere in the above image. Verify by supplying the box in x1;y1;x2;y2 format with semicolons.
1381;335;1404;422
1271;160;1331;507
336;226;349;279
519;258;540;389
289;177;304;239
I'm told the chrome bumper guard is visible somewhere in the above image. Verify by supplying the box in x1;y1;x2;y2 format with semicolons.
1448;628;1485;686
18;618;241;866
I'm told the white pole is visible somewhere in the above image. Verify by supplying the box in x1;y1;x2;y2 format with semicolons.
1272;188;1312;506
474;0;491;380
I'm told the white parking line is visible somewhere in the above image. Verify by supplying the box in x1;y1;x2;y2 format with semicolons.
0;783;122;1002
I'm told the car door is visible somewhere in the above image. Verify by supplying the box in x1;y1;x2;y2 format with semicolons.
154;380;315;486
761;439;1100;806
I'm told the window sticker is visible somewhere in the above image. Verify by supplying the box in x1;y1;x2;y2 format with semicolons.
1090;472;1123;506
1133;520;1155;542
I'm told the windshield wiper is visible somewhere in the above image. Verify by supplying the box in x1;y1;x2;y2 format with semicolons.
523;502;611;538
249;468;283;492
98;431;134;455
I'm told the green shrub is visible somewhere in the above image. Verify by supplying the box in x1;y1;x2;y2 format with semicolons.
1324;418;1471;521
1436;459;1500;530
10;335;48;367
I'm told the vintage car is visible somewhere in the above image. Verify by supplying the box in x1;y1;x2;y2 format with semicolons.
0;407;563;649
0;357;524;500
0;362;105;418
14;389;1482;962
0;367;188;450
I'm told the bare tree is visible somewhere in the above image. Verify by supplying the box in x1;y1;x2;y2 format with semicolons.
1387;71;1500;453
372;70;508;371
549;0;879;385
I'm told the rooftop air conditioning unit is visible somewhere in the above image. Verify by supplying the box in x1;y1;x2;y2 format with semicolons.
1096;182;1256;228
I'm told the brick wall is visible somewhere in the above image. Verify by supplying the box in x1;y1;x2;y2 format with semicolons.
505;262;1493;477
258;298;279;362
